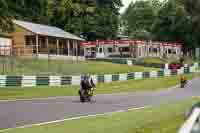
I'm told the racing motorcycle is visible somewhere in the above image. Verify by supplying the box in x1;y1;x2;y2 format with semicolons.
180;75;187;88
78;87;95;102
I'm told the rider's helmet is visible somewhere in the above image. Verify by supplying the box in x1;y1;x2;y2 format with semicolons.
180;74;186;81
81;74;87;81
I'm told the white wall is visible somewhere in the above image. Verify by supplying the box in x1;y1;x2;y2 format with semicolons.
0;37;12;46
0;37;12;56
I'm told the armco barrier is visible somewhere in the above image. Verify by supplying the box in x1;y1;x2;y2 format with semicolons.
178;108;200;133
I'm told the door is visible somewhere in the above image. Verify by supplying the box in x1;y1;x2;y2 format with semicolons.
96;47;105;58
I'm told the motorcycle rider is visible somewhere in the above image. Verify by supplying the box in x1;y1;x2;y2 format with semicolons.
79;74;95;102
180;74;187;88
79;75;89;95
88;75;96;90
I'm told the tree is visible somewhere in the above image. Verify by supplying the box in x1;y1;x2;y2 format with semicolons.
46;0;96;36
1;0;122;40
152;0;193;48
183;0;200;47
89;0;123;39
122;0;157;38
130;29;152;40
96;0;123;8
0;0;13;32
7;0;48;23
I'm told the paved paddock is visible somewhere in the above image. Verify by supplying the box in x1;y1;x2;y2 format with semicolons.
0;78;200;130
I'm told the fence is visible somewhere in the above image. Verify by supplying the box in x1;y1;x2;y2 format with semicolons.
0;44;86;75
0;45;11;56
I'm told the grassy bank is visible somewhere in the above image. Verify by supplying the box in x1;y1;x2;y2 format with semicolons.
0;58;158;75
0;74;194;100
142;57;197;65
143;57;167;64
1;99;198;133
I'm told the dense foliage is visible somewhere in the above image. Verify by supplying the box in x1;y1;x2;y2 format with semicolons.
122;0;200;51
0;0;122;40
1;0;200;51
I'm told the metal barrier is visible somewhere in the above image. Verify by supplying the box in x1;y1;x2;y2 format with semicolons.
178;108;200;133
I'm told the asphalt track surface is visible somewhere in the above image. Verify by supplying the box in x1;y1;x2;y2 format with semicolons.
0;78;200;130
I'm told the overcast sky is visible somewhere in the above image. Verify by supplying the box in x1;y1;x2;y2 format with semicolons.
120;0;134;14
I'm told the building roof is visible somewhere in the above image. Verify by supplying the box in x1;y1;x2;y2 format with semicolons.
13;20;84;41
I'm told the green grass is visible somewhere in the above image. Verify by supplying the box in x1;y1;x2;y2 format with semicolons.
142;57;181;64
0;74;194;100
0;58;158;75
1;99;198;133
142;56;198;65
143;57;166;64
184;56;198;65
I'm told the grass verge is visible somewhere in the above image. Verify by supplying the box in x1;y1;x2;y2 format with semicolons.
0;58;158;75
143;57;166;64
0;74;195;100
1;99;198;133
142;57;182;64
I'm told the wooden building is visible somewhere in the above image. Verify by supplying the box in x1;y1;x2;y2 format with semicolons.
2;20;84;59
0;34;12;56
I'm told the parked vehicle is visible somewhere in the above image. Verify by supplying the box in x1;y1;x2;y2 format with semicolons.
169;62;182;70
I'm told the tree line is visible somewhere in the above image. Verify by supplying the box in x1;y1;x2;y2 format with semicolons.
1;0;200;53
0;0;122;40
122;0;200;53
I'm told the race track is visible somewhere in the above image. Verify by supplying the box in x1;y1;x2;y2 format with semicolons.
0;78;200;130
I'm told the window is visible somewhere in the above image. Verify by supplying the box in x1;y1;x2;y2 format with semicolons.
99;48;103;53
108;47;113;53
40;38;47;48
49;38;56;44
25;36;32;46
121;47;129;52
91;47;96;51
153;48;157;53
168;49;172;54
172;49;177;54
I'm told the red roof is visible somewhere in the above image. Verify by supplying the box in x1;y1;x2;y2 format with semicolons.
80;40;183;47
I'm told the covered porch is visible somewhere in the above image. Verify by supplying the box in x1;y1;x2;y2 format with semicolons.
25;35;83;57
13;20;85;60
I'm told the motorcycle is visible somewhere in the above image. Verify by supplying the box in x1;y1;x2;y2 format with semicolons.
78;87;95;102
180;79;187;88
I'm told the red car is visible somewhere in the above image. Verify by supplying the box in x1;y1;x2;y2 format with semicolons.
169;63;182;70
